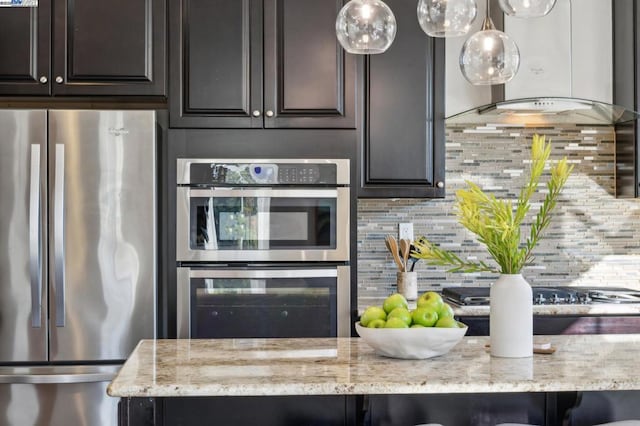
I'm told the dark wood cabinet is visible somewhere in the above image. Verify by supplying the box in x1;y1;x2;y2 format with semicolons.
358;0;445;198
613;0;640;198
0;0;51;96
169;0;357;129
0;0;166;97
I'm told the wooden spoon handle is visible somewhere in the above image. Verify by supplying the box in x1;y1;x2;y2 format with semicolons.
387;235;404;272
400;239;410;272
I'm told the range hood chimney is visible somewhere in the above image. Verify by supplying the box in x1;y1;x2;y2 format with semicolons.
446;0;640;126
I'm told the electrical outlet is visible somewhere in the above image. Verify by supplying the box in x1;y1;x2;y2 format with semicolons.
398;223;413;241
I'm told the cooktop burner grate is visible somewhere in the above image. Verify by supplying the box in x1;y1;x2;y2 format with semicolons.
442;286;640;306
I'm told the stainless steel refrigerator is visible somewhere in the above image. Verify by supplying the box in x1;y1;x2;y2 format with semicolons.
0;110;156;426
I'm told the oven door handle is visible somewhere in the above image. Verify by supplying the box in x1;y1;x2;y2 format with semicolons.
187;188;339;198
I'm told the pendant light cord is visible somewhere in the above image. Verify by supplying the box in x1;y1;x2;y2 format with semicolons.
482;0;494;31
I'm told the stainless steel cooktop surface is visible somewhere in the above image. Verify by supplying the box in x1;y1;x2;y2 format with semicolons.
442;286;640;306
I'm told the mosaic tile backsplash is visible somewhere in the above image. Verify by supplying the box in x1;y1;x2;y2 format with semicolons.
357;124;640;299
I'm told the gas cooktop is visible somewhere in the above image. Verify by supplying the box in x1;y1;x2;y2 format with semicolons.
442;286;640;306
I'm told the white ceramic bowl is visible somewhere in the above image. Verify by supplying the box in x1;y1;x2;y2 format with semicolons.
355;322;468;359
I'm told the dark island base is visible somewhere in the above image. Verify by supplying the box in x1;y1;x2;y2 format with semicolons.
118;391;640;426
119;395;360;426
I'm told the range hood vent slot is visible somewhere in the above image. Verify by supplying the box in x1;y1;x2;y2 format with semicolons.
447;97;638;126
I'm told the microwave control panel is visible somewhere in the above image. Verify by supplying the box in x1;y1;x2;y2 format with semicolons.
188;162;336;186
277;165;320;184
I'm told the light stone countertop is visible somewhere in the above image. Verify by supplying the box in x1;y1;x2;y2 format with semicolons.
108;334;640;398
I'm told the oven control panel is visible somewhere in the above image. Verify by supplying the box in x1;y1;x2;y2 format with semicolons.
187;162;336;185
277;165;320;184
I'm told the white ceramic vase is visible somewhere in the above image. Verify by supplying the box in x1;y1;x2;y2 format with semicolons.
489;273;533;358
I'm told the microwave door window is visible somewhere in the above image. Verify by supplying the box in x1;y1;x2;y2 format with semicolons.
256;198;270;249
190;196;337;251
205;198;218;249
192;199;218;249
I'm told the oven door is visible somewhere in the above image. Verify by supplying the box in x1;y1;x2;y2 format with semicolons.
176;188;349;262
177;266;350;338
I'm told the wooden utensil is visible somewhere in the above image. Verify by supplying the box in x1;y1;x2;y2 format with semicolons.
385;235;405;271
399;239;411;272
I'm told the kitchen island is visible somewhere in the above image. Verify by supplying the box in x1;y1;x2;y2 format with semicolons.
109;335;640;425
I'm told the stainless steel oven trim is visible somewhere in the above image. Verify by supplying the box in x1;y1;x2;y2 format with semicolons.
189;269;338;279
176;266;351;338
188;188;339;198
176;158;350;186
176;267;190;339
176;187;350;262
336;265;350;338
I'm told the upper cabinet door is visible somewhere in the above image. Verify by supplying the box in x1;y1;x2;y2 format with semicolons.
358;0;445;198
262;0;356;129
169;0;357;129
169;0;263;128
0;0;51;96
51;0;166;96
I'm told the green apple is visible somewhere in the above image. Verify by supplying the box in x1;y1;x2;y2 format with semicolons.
438;303;455;320
382;293;408;314
360;306;387;327
411;306;439;327
435;316;459;328
410;324;426;328
384;317;409;328
387;307;412;326
368;319;386;328
417;291;444;312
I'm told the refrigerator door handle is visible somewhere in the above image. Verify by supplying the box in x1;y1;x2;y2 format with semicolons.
54;144;66;327
29;144;42;328
0;372;116;384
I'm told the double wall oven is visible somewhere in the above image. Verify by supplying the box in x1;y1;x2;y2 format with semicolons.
176;159;351;338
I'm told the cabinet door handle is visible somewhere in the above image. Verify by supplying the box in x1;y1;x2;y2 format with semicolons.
265;110;274;118
55;76;63;84
39;76;48;84
436;181;444;188
252;110;261;117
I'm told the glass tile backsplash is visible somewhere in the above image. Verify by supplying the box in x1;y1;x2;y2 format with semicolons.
357;124;640;299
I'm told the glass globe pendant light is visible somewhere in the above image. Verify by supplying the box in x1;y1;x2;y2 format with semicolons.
498;0;557;18
335;0;397;54
417;0;478;38
459;0;520;85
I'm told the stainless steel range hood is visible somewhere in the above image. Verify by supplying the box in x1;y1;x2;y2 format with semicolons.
446;97;640;126
445;0;640;126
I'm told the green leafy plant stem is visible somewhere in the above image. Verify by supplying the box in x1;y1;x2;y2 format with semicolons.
411;134;574;275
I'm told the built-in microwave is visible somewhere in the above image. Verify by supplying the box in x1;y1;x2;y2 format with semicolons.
176;159;350;263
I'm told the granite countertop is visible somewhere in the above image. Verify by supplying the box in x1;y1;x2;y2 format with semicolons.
358;297;640;316
108;334;640;398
